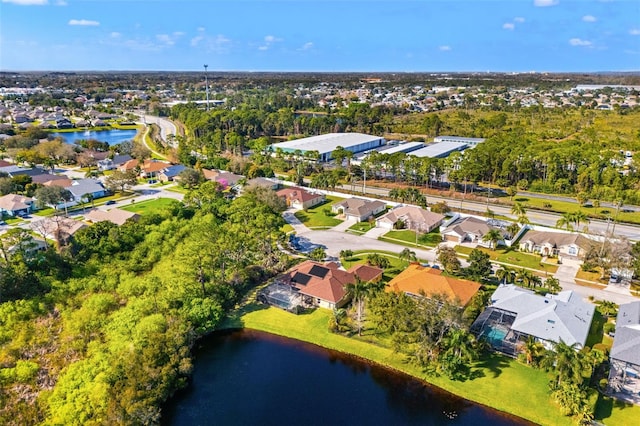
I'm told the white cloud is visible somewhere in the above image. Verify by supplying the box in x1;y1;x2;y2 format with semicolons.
534;0;559;6
259;35;283;51
191;35;204;47
68;19;100;26
110;32;121;38
156;32;184;47
503;23;515;30
439;45;451;51
630;28;640;36
582;15;597;22
514;17;525;23
55;0;66;5
298;42;313;51
569;38;592;46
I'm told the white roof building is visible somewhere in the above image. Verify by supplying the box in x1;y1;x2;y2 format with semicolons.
410;141;468;158
271;133;385;162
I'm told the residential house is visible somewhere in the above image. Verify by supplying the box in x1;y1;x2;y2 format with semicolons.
519;230;591;258
276;187;325;210
386;263;481;306
0;194;35;217
67;179;107;202
376;205;444;232
470;284;595;356
30;216;88;244
277;260;383;310
141;160;171;179
607;301;640;404
331;198;386;222
97;154;133;171
158;164;187;182
202;169;245;188
56;118;74;129
31;174;70;185
245;177;280;191
441;216;502;247
84;208;140;226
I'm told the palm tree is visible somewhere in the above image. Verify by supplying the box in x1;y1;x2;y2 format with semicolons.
511;202;527;218
544;277;562;294
556;212;575;231
482;229;503;250
496;267;516;284
519;336;544;366
506;222;520;240
399;248;417;266
329;308;347;333
344;276;371;336
443;328;477;362
517;269;534;288
572;210;589;229
543;340;586;389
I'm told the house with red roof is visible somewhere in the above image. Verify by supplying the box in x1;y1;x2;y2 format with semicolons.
276;186;325;210
277;260;383;310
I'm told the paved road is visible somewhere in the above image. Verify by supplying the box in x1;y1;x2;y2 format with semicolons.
283;210;638;305
137;114;177;147
335;183;640;241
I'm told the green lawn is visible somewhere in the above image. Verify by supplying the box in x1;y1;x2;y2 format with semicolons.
511;196;640;225
222;306;574;426
456;246;558;274
281;223;294;234
121;198;178;215
340;251;410;281
380;229;441;249
347;221;375;234
4;216;24;224
165;185;188;194
293;197;344;229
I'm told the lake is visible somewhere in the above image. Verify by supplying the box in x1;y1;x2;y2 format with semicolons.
57;129;138;146
162;329;531;426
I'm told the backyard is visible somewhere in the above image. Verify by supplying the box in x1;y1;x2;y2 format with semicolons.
121;198;179;215
293;196;344;229
339;249;418;281
380;229;442;248
455;245;558;274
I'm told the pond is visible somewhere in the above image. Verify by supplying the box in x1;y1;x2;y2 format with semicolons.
162;329;531;426
56;129;138;146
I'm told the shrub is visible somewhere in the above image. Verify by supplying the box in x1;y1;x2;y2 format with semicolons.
603;322;615;335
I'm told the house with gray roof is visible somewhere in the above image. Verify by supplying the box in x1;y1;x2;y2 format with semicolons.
519;230;591;259
67;179;107;202
608;301;640;404
158;164;187;182
441;216;503;247
0;194;35;217
470;284;595;356
331;198;386;222
375;205;444;232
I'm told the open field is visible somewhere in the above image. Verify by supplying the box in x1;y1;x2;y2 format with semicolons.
293;196;345;229
121;198;178;215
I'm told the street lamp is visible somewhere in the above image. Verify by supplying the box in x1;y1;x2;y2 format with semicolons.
204;64;210;111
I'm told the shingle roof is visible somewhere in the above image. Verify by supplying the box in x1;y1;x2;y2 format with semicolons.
334;198;386;218
277;187;324;204
489;284;595;347
0;194;33;211
387;263;481;306
443;216;493;238
377;205;444;229
279;260;382;304
610;301;640;365
84;208;140;226
520;230;590;250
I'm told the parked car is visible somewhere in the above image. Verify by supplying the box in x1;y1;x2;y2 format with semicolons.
105;200;116;205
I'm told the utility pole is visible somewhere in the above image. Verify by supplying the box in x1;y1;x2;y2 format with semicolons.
204;64;210;111
363;167;366;194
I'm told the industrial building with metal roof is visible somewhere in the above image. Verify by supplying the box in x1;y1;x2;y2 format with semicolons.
271;132;385;162
410;141;468;158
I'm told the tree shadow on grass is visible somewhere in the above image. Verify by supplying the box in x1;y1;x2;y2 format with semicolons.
594;393;635;421
220;302;268;329
473;352;511;379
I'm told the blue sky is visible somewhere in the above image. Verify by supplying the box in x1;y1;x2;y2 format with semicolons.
1;0;639;72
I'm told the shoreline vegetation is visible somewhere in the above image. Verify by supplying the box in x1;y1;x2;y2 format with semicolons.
220;305;639;426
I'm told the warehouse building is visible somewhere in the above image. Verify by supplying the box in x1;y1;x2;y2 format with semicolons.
271;133;385;162
433;135;485;147
410;141;468;158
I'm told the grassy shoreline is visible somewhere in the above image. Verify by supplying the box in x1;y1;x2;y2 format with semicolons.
220;304;639;426
222;305;569;425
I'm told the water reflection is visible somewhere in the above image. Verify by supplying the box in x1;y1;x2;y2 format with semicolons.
162;329;530;426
